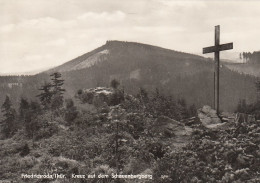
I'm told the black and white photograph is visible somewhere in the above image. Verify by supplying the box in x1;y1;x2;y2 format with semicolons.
0;0;260;182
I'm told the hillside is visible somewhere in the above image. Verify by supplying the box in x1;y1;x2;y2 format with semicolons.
48;41;257;112
49;41;206;73
0;41;258;114
0;40;260;182
0;87;259;182
224;63;260;77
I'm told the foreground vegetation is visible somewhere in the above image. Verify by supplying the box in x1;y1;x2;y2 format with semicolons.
0;73;260;183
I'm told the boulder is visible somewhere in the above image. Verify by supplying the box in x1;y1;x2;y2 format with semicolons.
77;87;125;107
76;87;113;105
198;105;222;128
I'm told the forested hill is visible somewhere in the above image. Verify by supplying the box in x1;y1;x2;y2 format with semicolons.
224;63;260;77
47;40;205;73
0;41;258;112
47;41;257;112
239;51;260;64
224;50;260;77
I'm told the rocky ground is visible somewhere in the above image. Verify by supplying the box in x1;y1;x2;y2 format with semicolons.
0;89;259;183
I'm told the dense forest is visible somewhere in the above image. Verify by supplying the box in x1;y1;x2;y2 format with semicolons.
0;41;258;115
0;72;260;182
240;51;260;64
53;41;258;112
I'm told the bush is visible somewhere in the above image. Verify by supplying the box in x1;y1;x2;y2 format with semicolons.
17;156;37;169
19;143;30;157
35;123;58;140
109;90;125;106
65;99;78;124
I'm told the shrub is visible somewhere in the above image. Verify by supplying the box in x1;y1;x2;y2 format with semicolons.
17;156;37;169
19;143;30;157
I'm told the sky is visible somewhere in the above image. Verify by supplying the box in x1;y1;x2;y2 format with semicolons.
0;0;260;74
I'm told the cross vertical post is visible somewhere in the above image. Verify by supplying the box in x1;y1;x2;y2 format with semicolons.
214;71;215;109
215;25;220;114
203;25;233;115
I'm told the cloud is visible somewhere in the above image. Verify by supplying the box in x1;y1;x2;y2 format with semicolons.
0;0;260;74
77;11;125;21
133;25;184;33
160;0;206;8
0;10;128;73
45;39;67;46
0;24;15;32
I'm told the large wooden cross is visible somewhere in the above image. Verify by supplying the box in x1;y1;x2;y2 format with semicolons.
203;25;233;115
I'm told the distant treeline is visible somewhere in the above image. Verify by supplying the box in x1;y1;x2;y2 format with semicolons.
240;51;260;64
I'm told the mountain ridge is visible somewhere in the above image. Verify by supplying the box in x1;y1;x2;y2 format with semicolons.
47;40;207;73
0;40;258;113
44;40;256;112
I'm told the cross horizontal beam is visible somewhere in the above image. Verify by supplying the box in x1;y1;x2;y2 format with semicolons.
203;42;233;54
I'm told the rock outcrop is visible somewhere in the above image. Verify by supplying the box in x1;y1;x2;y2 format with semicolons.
77;87;113;107
76;87;125;108
198;105;223;128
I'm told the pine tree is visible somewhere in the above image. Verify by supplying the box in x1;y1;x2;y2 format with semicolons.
37;82;53;109
50;72;65;95
189;104;197;117
256;80;260;93
24;103;39;139
109;107;130;174
65;99;78;124
23;101;42;139
138;87;149;103
50;72;65;110
30;101;42;114
236;99;247;113
19;97;30;120
1;96;17;138
178;98;189;119
154;88;160;99
255;79;260;111
110;79;120;90
110;79;124;105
